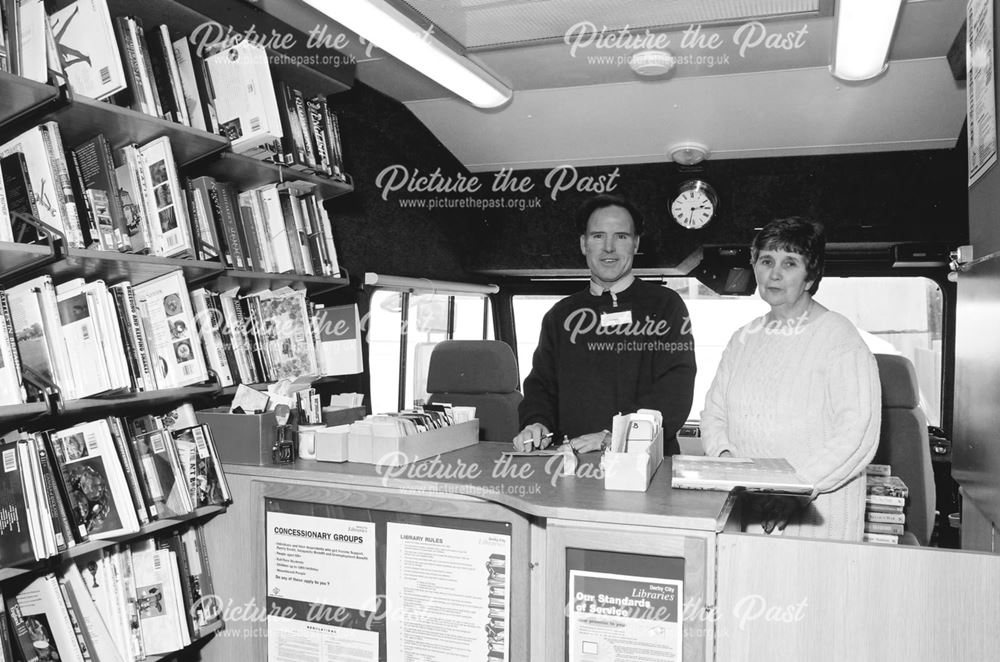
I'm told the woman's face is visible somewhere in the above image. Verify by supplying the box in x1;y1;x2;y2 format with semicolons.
753;248;814;311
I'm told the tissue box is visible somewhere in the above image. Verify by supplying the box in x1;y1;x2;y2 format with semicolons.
196;407;279;466
315;425;351;462
603;430;664;491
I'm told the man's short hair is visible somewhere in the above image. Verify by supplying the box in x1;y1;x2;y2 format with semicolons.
575;194;644;237
750;217;826;295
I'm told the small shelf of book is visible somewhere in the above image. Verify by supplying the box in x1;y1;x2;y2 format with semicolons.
45;94;230;167
212;269;349;296
47;247;224;288
53;384;223;423
63;504;227;562
197;152;354;202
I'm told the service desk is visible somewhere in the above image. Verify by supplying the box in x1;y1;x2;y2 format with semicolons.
199;444;1000;662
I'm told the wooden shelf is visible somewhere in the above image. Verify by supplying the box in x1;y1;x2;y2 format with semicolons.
0;242;59;283
212;269;349;296
46;94;229;166
217;375;345;398
0;401;49;433
0;72;61;127
57;384;222;420
64;505;227;561
47;248;224;287
196;152;354;201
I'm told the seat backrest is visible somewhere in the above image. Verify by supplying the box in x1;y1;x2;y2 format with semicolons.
426;340;523;442
873;354;936;545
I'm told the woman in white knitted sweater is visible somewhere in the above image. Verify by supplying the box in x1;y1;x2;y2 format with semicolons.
700;218;881;541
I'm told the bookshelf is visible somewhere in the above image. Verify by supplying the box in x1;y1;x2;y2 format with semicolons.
0;1;357;658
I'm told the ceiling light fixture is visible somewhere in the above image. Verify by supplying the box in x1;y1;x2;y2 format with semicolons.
301;0;512;108
830;0;904;81
629;50;676;77
668;142;710;165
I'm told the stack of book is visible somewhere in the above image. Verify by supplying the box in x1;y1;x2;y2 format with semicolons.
0;403;230;566
863;464;909;544
1;520;222;661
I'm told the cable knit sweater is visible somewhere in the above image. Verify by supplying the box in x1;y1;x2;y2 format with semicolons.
700;310;881;541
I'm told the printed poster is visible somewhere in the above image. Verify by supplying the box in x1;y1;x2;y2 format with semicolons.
568;570;683;662
386;522;511;661
266;510;378;661
968;0;997;185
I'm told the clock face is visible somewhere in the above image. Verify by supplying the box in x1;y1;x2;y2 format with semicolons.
671;181;717;229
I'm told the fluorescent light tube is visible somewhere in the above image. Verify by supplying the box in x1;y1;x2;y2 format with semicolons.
831;0;904;81
365;273;499;294
305;0;512;108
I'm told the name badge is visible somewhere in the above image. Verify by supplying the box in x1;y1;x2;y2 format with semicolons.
600;310;632;328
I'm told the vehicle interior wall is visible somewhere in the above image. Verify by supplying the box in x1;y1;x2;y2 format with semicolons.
956;9;1000;531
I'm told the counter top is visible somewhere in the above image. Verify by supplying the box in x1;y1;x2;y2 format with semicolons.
223;442;733;532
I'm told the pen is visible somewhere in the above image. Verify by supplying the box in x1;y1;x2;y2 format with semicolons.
532;432;554;451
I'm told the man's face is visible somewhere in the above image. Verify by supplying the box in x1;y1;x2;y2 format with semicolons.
580;205;640;288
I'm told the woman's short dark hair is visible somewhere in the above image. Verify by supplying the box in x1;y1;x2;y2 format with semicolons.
751;217;825;295
575;194;644;237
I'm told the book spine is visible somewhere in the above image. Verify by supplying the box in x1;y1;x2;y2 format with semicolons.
277;81;308;169
0;291;26;400
864;521;905;536
862;532;899;544
35;441;71;552
56;575;95;661
107;416;151;526
293;88;318;170
68;148;102;249
865;494;905;507
39;124;84;248
865;510;905;524
237;195;265;272
131;18;164;119
210;182;247;270
277;190;305;273
305;97;332;175
232;297;262;383
95;135;130;251
123;283;157;391
318;97;345;179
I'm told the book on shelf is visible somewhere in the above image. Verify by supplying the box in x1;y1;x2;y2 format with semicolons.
1;151;42;244
171;423;230;508
206;40;283;159
59;563;125;662
7;275;77;399
132;270;209;389
862;531;900;544
863;521;905;536
144;23;187;126
16;0;47;84
113;143;154;253
0;441;39;566
137;136;193;258
7;573;88;662
69;134;130;252
49;0;127;102
129;427;193;519
48;419;141;541
671;455;814;494
171;35;214;132
0;291;25;406
54;278;129;398
130;538;188;654
0;593;15;662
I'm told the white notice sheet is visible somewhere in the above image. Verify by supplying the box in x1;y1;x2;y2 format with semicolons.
386;522;511;661
268;615;378;662
568;570;683;662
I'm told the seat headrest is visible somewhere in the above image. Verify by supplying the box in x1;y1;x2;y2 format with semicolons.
426;340;520;394
874;354;920;409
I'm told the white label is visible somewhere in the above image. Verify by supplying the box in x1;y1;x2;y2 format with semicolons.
600;309;633;328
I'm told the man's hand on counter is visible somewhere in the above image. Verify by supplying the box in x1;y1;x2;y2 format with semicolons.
569;431;610;453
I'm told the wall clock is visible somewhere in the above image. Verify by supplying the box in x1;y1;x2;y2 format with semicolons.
670;179;718;229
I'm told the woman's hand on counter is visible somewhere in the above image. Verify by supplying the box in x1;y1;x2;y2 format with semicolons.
569;431;609;453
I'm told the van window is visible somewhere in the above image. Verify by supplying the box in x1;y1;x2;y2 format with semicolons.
512;276;943;426
368;291;494;414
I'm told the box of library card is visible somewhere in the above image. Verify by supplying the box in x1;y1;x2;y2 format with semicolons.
603;411;664;492
196;407;278;466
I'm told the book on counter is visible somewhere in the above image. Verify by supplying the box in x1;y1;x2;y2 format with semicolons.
670;455;814;494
